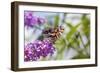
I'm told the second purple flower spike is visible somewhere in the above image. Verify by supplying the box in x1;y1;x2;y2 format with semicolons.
24;39;55;61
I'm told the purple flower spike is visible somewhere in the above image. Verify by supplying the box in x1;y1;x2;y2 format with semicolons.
24;11;38;28
24;39;55;61
24;11;46;28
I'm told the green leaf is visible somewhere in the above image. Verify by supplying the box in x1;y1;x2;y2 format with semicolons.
72;53;90;59
54;38;66;60
85;40;90;48
81;14;90;37
54;38;66;51
56;52;63;60
65;22;73;28
81;14;90;27
54;15;59;27
66;23;80;40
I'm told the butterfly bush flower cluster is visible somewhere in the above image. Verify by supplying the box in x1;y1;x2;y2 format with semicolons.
24;39;55;61
24;11;46;28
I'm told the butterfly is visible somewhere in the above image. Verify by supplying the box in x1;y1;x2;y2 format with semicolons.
42;26;64;43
